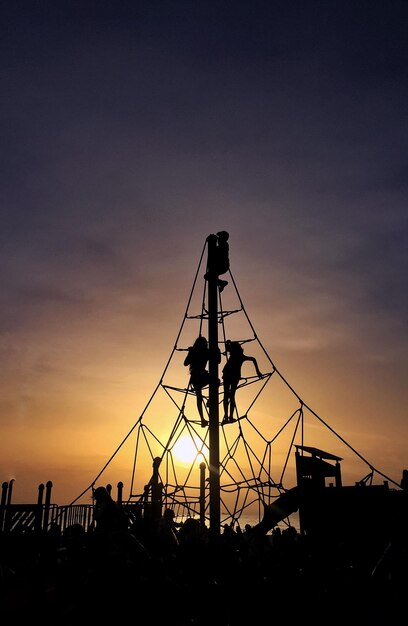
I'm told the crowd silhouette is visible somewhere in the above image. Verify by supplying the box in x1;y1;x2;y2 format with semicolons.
1;495;406;626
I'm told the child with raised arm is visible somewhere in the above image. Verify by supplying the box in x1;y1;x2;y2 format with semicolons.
222;341;262;424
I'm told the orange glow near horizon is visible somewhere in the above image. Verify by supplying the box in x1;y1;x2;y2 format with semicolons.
1;236;407;510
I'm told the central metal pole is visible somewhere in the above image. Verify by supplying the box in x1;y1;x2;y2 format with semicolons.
206;234;221;540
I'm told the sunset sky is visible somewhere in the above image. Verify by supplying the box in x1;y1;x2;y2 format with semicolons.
1;1;407;506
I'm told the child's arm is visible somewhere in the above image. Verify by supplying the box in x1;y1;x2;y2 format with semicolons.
244;355;262;378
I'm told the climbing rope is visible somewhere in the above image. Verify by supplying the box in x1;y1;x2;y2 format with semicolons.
72;234;401;530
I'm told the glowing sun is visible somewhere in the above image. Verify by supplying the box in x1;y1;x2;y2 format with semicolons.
172;434;207;464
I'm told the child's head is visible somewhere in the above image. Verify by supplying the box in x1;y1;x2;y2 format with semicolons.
226;340;243;355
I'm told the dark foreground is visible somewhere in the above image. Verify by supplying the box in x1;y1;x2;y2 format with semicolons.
1;519;406;626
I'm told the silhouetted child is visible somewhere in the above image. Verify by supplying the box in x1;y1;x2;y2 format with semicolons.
184;336;221;426
92;486;127;534
157;508;180;555
205;230;230;292
184;336;211;427
222;340;262;424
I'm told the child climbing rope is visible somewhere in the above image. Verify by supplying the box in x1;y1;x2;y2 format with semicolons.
184;336;211;427
222;340;262;424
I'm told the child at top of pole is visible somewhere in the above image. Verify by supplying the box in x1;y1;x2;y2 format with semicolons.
204;230;230;292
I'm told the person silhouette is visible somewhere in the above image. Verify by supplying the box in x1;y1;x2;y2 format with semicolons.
92;486;127;534
221;340;262;424
184;336;211;427
157;508;181;555
204;230;230;292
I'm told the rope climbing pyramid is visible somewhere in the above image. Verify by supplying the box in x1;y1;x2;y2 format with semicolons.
77;232;401;533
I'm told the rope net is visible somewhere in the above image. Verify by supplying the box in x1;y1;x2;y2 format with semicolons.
73;235;401;530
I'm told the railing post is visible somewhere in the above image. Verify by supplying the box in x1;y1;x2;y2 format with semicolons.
117;481;123;505
0;481;9;532
6;478;14;506
4;479;14;532
43;481;53;532
35;483;45;533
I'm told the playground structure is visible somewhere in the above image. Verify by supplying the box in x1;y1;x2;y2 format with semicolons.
1;232;405;540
